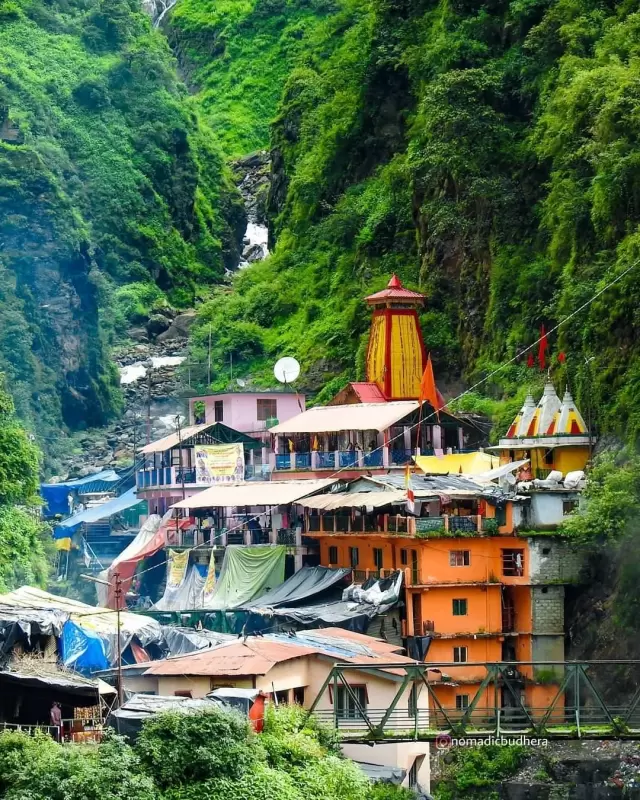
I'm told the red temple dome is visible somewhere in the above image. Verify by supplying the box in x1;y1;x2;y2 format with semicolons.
365;275;425;305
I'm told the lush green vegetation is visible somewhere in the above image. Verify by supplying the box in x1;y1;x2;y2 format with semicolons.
0;0;243;463
433;744;528;800
167;0;342;158
185;0;640;439
0;375;51;591
0;706;414;800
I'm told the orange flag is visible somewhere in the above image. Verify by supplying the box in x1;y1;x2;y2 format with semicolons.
419;354;440;420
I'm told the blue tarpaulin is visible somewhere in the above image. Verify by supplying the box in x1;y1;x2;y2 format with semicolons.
53;488;143;538
60;620;110;673
41;470;121;516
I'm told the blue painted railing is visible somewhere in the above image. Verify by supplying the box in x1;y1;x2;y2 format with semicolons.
276;454;291;470
295;452;311;469
364;450;383;467
317;451;336;469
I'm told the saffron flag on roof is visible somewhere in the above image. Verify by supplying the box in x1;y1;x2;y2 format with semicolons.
419;354;440;421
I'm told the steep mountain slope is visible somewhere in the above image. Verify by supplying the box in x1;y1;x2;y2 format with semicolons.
0;0;243;462
185;0;640;438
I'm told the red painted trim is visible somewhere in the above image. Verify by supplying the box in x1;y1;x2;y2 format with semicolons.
384;308;393;399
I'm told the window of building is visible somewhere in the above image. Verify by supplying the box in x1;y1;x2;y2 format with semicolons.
349;547;359;568
562;500;578;516
449;550;470;567
453;646;468;663
214;400;224;422
328;545;338;565
373;548;384;570
257;398;277;421
274;690;290;705
335;685;367;719
400;549;408;566
456;694;469;710
452;598;468;616
174;690;193;698
502;549;524;576
293;686;305;706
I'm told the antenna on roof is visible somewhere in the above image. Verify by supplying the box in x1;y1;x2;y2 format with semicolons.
236;378;246;388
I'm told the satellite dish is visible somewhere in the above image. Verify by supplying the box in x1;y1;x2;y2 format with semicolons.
274;357;300;384
236;378;246;388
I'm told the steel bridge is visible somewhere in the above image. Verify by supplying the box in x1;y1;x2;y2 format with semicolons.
307;661;640;742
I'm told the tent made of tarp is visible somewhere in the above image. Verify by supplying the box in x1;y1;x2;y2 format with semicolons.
242;566;352;611
171;479;336;510
54;487;144;537
415;451;499;476
40;470;122;516
204;546;286;610
0;587;163;671
0;605;68;655
107;693;222;739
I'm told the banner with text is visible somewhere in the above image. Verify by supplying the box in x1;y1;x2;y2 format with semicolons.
195;443;245;486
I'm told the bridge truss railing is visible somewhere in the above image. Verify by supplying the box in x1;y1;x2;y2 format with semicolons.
307;661;640;741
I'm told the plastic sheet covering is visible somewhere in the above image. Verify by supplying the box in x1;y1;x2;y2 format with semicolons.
208;687;260;716
153;560;207;611
0;669;102;700
267;571;403;632
106;693;223;740
41;470;121;516
0;605;68;655
54;487;143;536
203;546;286;610
243;566;352;611
0;586;164;665
161;626;233;657
95;515;162;605
60;619;110;673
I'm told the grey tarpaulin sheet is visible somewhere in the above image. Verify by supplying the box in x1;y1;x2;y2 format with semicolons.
107;693;223;739
154;563;207;611
161;626;233;656
0;669;100;699
0;606;68;655
241;566;352;611
267;571;403;631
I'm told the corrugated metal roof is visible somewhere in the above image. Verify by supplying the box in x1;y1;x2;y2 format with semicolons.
269;402;418;434
363;473;490;498
298;489;406;510
143;631;419;678
170;479;336;510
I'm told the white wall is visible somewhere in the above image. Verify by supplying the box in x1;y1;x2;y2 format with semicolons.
342;742;430;794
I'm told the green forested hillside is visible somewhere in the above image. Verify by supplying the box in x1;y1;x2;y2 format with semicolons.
186;0;640;439
0;0;243;452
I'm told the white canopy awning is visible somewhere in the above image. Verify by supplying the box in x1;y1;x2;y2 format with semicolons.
170;479;337;510
298;490;407;511
268;402;419;434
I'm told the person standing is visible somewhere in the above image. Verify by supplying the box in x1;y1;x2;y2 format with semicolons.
50;701;62;742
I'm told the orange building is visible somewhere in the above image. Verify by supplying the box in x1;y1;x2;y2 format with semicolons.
303;469;581;721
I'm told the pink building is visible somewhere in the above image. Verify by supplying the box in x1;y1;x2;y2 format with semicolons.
188;390;305;441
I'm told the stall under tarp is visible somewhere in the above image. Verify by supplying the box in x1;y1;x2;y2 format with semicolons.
0;605;68;655
0;587;163;669
54;487;143;538
40;470;121;517
242;566;352;611
203;546;286;610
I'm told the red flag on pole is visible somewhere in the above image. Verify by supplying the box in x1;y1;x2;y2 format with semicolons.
538;325;548;371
